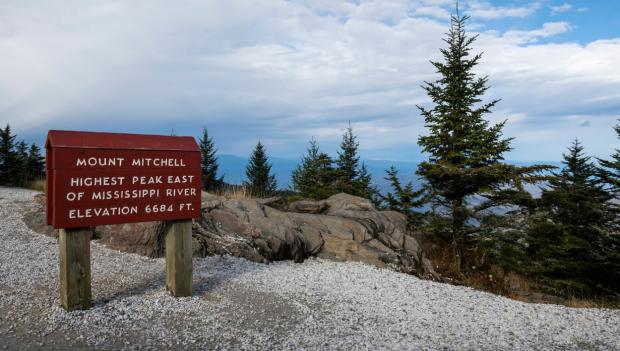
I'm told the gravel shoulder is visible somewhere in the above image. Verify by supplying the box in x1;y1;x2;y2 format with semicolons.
0;187;619;350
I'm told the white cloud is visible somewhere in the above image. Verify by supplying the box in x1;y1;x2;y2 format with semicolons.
466;1;541;20
500;22;572;44
413;6;451;19
550;3;573;15
0;0;618;162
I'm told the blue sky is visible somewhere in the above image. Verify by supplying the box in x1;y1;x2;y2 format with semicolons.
480;1;620;44
0;0;618;163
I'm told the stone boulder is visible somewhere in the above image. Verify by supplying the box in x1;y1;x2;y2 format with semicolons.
286;194;435;278
95;222;165;258
287;200;328;214
198;195;308;263
197;192;437;279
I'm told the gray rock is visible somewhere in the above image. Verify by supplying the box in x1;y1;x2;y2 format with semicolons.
96;221;165;258
287;200;328;214
196;192;437;278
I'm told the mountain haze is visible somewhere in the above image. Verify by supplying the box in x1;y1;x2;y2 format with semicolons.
216;154;559;193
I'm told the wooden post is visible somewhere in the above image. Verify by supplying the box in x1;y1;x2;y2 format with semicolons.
59;227;92;311
165;220;192;297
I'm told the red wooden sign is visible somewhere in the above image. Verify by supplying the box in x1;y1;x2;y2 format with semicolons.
46;130;201;229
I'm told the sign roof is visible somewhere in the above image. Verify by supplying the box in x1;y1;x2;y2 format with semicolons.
46;130;199;152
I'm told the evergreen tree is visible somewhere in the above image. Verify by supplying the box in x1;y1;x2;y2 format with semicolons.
292;139;320;196
355;162;377;200
291;139;336;199
334;124;377;199
14;141;28;187
244;141;277;197
335;125;359;193
199;127;222;191
26;143;45;181
415;10;549;268
595;120;620;294
599;119;620;199
0;124;17;185
592;226;620;296
382;166;426;226
527;140;617;296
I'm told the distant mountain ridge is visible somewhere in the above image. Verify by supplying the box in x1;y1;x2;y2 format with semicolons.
216;154;561;194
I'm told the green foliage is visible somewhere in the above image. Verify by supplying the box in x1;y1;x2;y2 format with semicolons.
415;11;551;267
244;141;277;197
199;127;222;191
356;162;379;203
26;143;45;181
543;140;613;227
416;11;510;243
594;120;620;295
592;230;620;296
291;125;378;202
0;124;44;187
598;119;620;201
476;206;532;273
14;141;29;187
291;139;337;199
382;166;426;226
335;125;360;192
0;124;17;184
334;125;377;199
526;140;618;296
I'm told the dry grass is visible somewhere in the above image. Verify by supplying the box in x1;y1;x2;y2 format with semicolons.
421;238;620;308
27;179;46;192
214;185;251;200
564;295;620;309
566;297;598;309
426;243;536;299
427;244;463;279
504;271;533;293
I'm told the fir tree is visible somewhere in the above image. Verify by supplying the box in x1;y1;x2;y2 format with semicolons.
0;124;17;185
291;139;336;199
594;120;620;294
244;141;277;197
335;125;359;193
292;139;320;196
598;119;620;199
382;166;426;226
334;124;377;199
356;162;379;200
26;143;45;181
312;153;337;199
415;9;549;268
14;141;28;187
199;127;222;191
592;226;620;296
527;140;617;296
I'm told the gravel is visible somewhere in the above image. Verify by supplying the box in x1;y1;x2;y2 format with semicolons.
0;186;619;350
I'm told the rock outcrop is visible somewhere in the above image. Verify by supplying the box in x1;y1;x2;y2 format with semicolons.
96;222;165;258
197;192;437;278
22;192;438;279
21;194;57;238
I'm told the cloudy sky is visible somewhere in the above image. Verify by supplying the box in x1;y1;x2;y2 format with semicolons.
1;0;619;162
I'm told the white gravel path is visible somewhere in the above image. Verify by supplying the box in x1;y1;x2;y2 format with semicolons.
0;187;618;351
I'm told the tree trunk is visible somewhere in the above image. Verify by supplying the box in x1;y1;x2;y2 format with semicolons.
451;197;466;273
